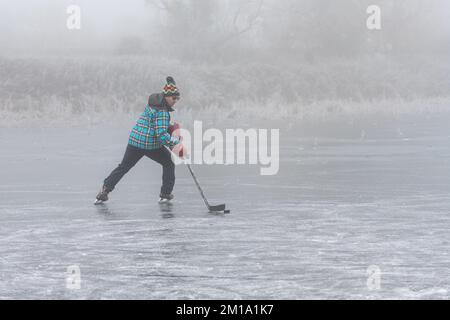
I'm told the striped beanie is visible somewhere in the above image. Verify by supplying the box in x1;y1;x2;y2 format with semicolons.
163;76;180;97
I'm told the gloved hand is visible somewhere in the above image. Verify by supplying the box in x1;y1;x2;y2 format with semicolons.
168;122;186;158
172;142;186;159
168;122;181;137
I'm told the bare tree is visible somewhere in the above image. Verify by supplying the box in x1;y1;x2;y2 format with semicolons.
146;0;263;60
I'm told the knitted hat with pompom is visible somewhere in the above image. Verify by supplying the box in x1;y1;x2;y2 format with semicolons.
163;76;180;97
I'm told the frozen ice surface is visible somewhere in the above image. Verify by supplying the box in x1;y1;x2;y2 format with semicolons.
1;118;450;299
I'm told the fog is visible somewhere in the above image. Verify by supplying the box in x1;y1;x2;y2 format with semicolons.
1;0;449;126
2;1;450;300
0;0;152;55
1;0;449;59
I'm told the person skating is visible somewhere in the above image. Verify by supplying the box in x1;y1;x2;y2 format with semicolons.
95;76;182;204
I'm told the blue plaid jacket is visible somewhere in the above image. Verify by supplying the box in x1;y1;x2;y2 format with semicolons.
128;93;180;150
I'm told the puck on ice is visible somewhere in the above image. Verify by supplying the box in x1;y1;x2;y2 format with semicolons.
224;209;230;213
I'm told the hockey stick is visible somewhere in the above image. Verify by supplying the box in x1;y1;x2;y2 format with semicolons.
186;163;226;212
166;140;228;213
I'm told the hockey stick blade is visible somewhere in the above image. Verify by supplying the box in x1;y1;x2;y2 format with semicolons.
208;204;226;212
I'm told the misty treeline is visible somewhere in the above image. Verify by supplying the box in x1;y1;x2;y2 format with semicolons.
140;0;449;62
0;0;449;125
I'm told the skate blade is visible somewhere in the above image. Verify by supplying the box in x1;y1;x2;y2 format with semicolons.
94;199;104;205
158;198;172;204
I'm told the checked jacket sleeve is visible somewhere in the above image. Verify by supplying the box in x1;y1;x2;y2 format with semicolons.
154;110;180;147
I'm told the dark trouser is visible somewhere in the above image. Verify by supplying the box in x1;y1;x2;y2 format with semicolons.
104;144;175;195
